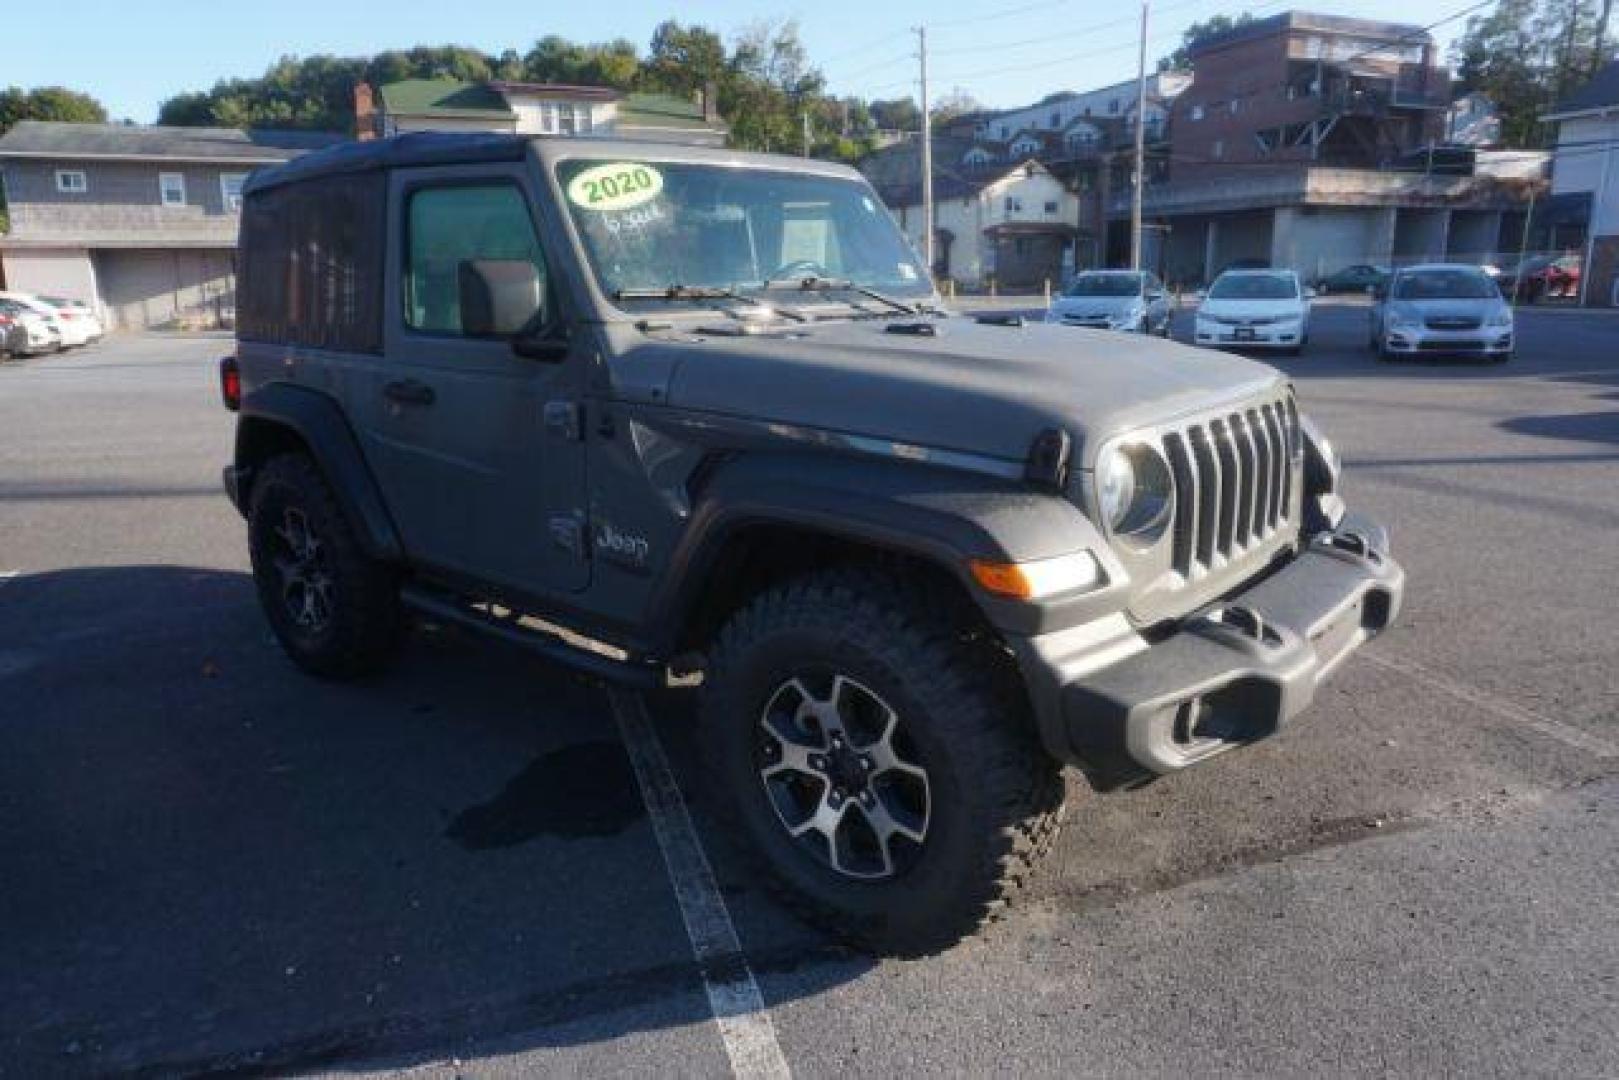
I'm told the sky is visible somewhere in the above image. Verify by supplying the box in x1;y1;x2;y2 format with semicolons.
10;0;1474;124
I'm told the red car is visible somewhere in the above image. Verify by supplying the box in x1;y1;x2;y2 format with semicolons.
1499;255;1582;302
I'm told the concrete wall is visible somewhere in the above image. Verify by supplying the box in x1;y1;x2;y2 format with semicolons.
0;247;97;306
94;248;236;330
1271;205;1395;278
1393;208;1450;262
1447;210;1503;261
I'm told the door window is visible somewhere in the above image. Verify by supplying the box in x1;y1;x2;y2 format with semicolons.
405;184;548;335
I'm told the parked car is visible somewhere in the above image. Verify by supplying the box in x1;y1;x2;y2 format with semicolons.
1495;254;1582;303
0;298;61;356
0;306;30;359
1368;264;1513;362
1194;269;1313;355
1045;270;1172;335
1218;257;1270;276
0;292;87;348
40;296;105;343
1315;264;1389;294
221;133;1402;954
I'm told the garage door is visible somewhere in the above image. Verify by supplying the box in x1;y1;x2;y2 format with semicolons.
94;249;236;330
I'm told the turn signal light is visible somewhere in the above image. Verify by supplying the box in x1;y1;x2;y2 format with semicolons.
969;551;1101;601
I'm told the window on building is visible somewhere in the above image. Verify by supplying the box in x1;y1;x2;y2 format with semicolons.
1190;104;1205;121
1043;200;1059;214
1051;110;1061;128
1230;99;1241;115
55;170;88;194
1004;196;1023;214
405;183;549;336
1109;99;1120;115
159;172;186;207
219;173;248;212
1212;139;1224;160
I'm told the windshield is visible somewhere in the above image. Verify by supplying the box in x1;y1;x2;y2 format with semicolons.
1394;270;1499;300
556;159;932;308
1209;273;1298;300
1065;273;1142;297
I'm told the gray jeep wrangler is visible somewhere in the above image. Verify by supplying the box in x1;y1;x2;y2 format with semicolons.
221;133;1404;954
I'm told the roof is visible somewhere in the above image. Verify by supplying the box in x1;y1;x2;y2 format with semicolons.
0;121;342;163
488;81;621;102
243;132;528;195
1546;60;1619;119
1190;12;1434;57
243;131;832;196
617;92;722;132
377;79;514;120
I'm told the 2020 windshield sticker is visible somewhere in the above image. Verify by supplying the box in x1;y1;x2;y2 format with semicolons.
567;163;664;212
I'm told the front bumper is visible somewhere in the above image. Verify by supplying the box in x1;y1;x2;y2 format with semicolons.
1195;321;1304;348
1014;515;1404;788
1383;326;1512;355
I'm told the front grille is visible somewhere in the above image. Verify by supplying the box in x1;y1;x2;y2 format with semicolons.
1212;315;1279;326
1424;315;1482;330
1161;395;1299;577
1418;339;1485;351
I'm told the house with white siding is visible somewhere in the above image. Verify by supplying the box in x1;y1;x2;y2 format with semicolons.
1544;60;1619;306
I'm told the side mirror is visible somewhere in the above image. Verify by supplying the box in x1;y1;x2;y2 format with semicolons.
459;259;545;338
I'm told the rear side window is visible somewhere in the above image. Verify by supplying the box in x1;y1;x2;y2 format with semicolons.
237;171;386;352
404;184;547;335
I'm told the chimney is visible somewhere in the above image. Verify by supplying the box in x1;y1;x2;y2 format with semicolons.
701;80;720;124
354;81;377;141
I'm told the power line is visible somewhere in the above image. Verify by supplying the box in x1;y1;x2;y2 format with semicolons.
929;0;1216;58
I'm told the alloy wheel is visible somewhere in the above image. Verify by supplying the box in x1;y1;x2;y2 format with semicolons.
270;506;334;632
755;673;932;880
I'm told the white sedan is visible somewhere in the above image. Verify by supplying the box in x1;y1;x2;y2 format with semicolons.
1194;269;1312;355
0;292;95;348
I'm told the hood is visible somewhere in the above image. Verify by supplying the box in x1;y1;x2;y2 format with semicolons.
1050;295;1141;319
618;315;1284;468
1198;298;1304;319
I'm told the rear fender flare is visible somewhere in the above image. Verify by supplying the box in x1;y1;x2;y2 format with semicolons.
235;383;404;562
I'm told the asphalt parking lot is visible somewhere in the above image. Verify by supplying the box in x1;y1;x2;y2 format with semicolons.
2;302;1616;1077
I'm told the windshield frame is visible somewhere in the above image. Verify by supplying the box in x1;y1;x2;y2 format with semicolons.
541;144;937;321
1064;272;1145;298
1207;272;1300;301
1392;268;1500;301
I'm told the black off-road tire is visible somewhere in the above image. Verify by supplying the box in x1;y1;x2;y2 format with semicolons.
248;453;402;678
698;567;1066;955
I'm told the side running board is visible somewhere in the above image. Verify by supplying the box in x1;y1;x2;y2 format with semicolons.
399;583;663;689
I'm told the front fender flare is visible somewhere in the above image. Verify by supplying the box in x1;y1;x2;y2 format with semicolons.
645;453;1125;650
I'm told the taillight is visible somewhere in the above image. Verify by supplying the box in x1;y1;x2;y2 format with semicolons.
219;356;241;411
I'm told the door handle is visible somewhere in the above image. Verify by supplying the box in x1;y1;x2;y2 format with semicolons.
384;379;435;406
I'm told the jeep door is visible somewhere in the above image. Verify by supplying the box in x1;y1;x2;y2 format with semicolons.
350;163;590;596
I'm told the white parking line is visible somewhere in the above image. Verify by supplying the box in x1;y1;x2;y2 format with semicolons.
608;690;792;1080
1364;653;1618;759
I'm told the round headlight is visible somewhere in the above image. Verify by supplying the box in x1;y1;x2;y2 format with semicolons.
1099;447;1137;529
1099;443;1174;543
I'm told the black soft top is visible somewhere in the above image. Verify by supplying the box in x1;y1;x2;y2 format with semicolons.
242;132;528;196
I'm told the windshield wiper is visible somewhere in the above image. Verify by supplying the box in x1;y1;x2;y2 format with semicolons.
758;274;924;316
614;284;806;322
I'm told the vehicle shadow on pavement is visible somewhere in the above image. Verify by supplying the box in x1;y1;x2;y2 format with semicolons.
1500;410;1619;447
0;566;860;1075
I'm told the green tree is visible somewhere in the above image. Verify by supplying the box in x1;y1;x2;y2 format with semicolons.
1157;14;1254;72
0;86;108;134
1451;0;1606;146
0;86;109;232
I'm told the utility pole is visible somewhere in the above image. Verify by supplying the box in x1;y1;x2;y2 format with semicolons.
802;110;812;158
916;25;935;277
1130;0;1149;271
